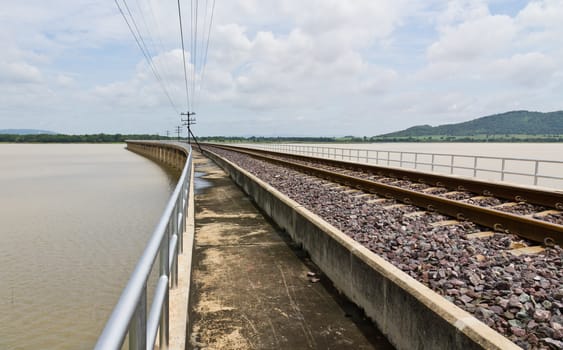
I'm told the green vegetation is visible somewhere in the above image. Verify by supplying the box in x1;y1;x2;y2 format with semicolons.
370;134;563;142
379;110;563;138
199;134;563;143
2;110;561;143
198;136;338;143
0;133;169;143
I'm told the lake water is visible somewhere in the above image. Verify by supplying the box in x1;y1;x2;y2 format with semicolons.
0;144;178;349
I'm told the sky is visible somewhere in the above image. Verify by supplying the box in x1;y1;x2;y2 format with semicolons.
0;0;562;136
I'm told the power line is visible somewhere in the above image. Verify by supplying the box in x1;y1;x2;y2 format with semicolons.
114;0;179;113
120;0;174;103
196;0;216;109
181;111;196;144
192;0;199;110
137;0;179;101
176;0;192;112
175;125;182;141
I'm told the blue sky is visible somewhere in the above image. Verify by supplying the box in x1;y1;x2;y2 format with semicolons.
0;0;561;136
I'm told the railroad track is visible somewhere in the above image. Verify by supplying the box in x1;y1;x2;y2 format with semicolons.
202;144;563;349
206;144;563;247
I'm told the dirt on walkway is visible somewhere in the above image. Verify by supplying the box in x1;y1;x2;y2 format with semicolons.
187;152;393;350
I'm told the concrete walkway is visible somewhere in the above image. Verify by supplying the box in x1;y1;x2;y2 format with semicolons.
187;152;393;349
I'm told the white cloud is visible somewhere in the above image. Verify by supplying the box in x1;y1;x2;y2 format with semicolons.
0;0;562;135
427;14;516;63
436;0;490;26
416;0;562;107
0;61;43;84
517;0;563;29
486;52;557;87
55;74;75;87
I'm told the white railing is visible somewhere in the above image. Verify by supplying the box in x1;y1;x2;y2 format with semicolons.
236;143;562;189
94;142;192;350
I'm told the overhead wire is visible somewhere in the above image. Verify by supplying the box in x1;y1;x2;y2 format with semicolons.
114;0;180;113
176;0;192;112
115;0;216;132
121;0;164;84
191;0;199;110
137;0;179;102
195;0;216;110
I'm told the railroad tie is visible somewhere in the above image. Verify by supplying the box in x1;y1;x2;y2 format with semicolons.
465;231;495;239
468;195;492;201
491;202;521;209
421;187;443;193
383;204;408;210
531;209;561;218
430;220;460;228
442;191;464;196
509;246;545;256
366;198;388;204
403;211;427;218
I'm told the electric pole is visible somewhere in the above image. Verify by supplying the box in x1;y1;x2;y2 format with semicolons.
166;130;170;139
181;111;196;144
175;125;182;141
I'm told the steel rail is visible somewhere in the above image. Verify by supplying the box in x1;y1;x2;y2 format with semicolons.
211;144;563;210
209;145;563;246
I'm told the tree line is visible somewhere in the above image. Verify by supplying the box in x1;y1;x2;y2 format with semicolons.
1;133;561;143
0;133;166;143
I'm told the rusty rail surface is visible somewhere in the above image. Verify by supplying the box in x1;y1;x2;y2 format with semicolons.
206;144;563;246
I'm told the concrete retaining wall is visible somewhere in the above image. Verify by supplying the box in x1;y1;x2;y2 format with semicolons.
204;148;520;350
126;140;188;170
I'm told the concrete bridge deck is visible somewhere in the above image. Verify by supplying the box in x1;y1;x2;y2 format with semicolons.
122;141;521;350
187;152;393;349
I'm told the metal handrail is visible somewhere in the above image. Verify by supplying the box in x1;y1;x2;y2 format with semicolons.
234;143;562;188
94;144;192;350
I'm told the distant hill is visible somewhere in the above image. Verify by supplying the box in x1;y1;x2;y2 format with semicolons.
379;111;563;137
0;129;57;135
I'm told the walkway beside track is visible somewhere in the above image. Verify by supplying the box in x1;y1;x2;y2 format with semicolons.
187;152;393;349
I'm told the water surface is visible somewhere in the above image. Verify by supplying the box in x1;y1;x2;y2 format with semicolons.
0;144;178;349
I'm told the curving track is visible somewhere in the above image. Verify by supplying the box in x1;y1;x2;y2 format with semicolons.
201;144;563;350
208;144;563;247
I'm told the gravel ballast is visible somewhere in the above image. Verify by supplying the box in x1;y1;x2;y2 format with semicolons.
209;147;563;350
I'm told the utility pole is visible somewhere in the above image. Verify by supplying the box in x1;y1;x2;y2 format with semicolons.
175;125;182;141
181;111;196;144
166;130;170;139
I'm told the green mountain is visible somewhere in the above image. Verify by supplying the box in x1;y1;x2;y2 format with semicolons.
379;110;563;137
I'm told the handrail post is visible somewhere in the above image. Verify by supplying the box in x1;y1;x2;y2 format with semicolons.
128;285;147;350
473;157;478;177
172;203;179;289
501;159;506;181
534;161;539;186
450;155;454;174
159;221;171;349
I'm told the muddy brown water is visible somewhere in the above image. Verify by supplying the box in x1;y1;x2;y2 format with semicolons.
0;144;178;349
